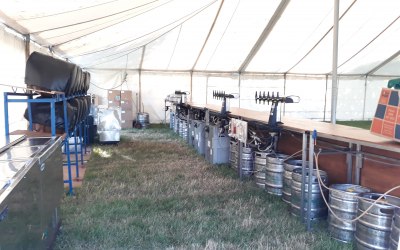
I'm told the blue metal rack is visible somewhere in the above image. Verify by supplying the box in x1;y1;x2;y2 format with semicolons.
3;91;89;195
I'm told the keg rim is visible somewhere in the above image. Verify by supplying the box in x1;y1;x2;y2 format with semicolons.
330;184;371;194
357;192;400;208
292;167;327;176
284;159;306;165
266;152;288;160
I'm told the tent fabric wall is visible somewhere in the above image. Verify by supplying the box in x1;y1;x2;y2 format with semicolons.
87;70;393;124
0;24;27;134
0;1;399;127
87;69;140;107
189;73;389;122
88;69;191;123
141;72;190;123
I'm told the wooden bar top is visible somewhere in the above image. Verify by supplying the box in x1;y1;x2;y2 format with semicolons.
187;103;400;152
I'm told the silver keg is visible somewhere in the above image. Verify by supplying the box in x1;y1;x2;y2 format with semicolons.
178;120;183;137
241;145;253;177
229;140;239;170
183;120;188;141
179;120;188;141
291;168;328;220
328;184;370;243
174;117;180;133
282;159;305;204
170;112;174;130
390;208;400;250
265;153;288;196
137;112;150;129
355;193;400;250
254;152;268;190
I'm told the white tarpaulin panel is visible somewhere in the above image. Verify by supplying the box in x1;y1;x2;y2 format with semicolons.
142;2;219;70
0;0;399;124
247;0;354;73
239;75;284;112
0;25;28;133
374;54;400;76
141;72;190;122
195;0;281;71
0;0;398;75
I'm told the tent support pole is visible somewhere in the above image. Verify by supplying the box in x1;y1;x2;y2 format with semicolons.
24;34;30;61
206;76;209;105
331;0;339;124
24;34;32;94
190;71;193;103
283;73;286;116
362;76;368;120
323;75;328;122
138;46;146;113
238;73;241;108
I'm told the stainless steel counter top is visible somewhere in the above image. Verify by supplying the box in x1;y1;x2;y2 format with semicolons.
0;135;26;154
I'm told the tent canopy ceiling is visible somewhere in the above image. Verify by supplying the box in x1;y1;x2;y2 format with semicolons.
0;0;399;77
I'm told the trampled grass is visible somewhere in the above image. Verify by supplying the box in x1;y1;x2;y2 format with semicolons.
55;127;352;250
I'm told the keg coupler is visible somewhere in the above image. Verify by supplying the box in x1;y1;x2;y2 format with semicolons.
212;90;237;116
175;90;189;104
255;91;299;131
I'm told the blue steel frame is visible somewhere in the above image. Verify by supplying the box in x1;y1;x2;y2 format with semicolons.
3;92;90;195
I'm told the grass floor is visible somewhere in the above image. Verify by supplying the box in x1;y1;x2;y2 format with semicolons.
335;120;372;130
55;126;352;250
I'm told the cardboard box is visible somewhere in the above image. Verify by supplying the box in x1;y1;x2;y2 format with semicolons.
120;100;132;110
107;90;121;107
121;109;134;121
107;90;120;101
120;90;132;101
108;90;120;107
370;88;400;141
121;120;134;129
93;94;100;105
108;100;120;108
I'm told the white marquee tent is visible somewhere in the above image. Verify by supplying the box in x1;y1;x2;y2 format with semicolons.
0;0;399;129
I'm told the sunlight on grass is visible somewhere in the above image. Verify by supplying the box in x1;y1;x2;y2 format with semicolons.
92;147;112;158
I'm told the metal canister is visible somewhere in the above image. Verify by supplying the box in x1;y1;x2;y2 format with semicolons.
291;168;328;220
282;159;304;204
265;153;288;196
390;208;400;250
137;112;149;129
355;193;400;250
254;152;268;190
229;140;238;170
328;184;370;243
241;146;253;177
169;112;174;130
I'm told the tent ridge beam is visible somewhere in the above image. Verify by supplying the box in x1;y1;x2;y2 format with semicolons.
285;0;357;74
337;15;400;71
0;10;29;35
191;0;225;70
83;68;400;78
238;0;290;73
366;49;400;76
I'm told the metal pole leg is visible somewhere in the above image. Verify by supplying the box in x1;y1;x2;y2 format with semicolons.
307;131;315;231
300;132;308;223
